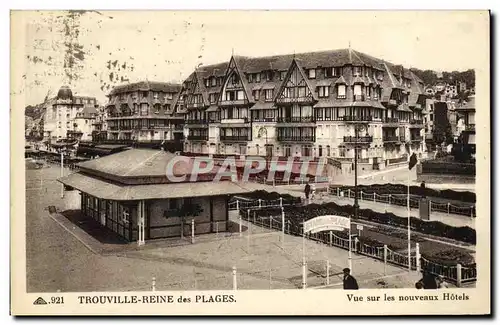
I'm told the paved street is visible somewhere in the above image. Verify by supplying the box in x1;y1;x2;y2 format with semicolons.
26;164;422;292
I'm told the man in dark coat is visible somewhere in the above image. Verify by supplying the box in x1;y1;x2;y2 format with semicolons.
343;268;359;290
304;182;311;201
416;269;438;289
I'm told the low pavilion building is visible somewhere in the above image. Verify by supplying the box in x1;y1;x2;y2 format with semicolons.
58;149;251;243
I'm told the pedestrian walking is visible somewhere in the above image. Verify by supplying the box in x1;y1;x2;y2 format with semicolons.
310;183;316;200
342;268;359;290
304;182;311;203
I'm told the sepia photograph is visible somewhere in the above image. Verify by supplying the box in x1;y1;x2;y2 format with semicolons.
10;9;490;315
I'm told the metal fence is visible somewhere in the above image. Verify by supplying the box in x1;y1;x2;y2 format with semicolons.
329;187;476;218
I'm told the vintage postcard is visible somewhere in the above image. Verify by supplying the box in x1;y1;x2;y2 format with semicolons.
11;10;490;315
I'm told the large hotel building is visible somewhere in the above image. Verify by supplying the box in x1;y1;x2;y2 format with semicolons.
103;49;427;170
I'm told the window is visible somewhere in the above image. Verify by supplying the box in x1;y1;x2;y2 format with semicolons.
284;145;292;157
318;86;329;98
165;93;173;100
308;69;316;79
315;108;323;119
169;198;179;210
373;87;379;100
354;84;362;96
280;71;287;80
325;108;331;119
204;79;209;87
209;93;217;103
226;91;235;101
210;77;216;87
324;67;333;78
265;89;274;101
298;86;306;98
232;74;240;84
237;90;245;100
248;74;253;83
253;90;260;101
337;85;346;98
266;71;274;81
430;114;433;122
353;66;361;76
142;91;148;98
255;73;261;82
339;145;346;157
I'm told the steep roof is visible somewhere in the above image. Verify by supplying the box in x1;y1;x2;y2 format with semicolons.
109;81;182;96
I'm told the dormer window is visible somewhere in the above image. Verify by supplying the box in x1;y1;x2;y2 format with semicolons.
308;69;316;79
153;92;159;99
211;77;217;87
255;73;261;82
324;67;334;78
265;89;273;101
353;66;361;76
165;93;173;100
318;86;329;98
232;74;240;85
142;91;148;98
337;85;346;99
253;90;260;101
204;79;210;87
265;70;274;81
280;71;286;80
248;74;253;83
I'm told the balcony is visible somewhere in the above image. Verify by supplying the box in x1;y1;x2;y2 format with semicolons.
464;124;476;132
187;134;208;141
409;119;424;128
276;116;315;123
185;119;208;125
277;135;315;142
410;136;423;142
185;102;205;109
220;135;251;142
218;99;249;107
220;117;250;124
383;135;399;143
252;117;276;123
343;116;373;123
382;117;399;128
399;136;407;143
275;96;315;104
343;136;373;144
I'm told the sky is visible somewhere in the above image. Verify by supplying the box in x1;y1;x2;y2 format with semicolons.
12;10;489;106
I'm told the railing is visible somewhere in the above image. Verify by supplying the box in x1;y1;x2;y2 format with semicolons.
185;119;208;124
343;116;373;122
329;187;476;217
276;116;315;123
410;136;424;142
410;119;424;125
252;117;277;123
399;136;407;143
220;117;250;124
354;94;365;101
277;135;315;142
383;117;399;124
383;135;399;142
220;135;251;142
187;135;208;141
343;136;373;143
235;196;476;287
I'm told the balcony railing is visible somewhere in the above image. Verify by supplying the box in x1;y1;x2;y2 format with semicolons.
276;116;315;123
185;119;208;125
343;116;373;123
383;117;399;124
383;135;399;142
277;135;315;142
410;136;423;142
353;94;365;102
218;99;249;106
464;124;476;131
220;135;251;142
343;136;373;143
220;117;250;124
187;134;208;141
410;119;424;125
252;117;277;123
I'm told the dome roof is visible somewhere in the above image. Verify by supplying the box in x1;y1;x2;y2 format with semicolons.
57;86;73;100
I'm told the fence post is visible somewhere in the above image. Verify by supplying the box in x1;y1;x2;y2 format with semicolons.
354;237;359;254
429;200;432;215
279;197;283;207
302;260;307;289
360;191;363;201
416;243;421;272
447;203;450;215
326;260;330;285
337;187;340;197
239;213;242;237
348;189;351;198
236;199;239;212
456;264;462;287
152;277;156;292
232;266;237;290
191;219;195;244
253;211;256;223
383;245;388;275
329;231;333;247
258;199;262;209
373;192;376;202
269;216;272;229
470;206;474;219
389;194;391;205
273;179;275;187
281;208;285;242
287;220;290;234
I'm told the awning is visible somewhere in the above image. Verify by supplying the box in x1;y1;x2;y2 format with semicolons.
58;172;251;201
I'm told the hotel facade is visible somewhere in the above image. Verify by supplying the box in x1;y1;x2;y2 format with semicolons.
176;48;427;170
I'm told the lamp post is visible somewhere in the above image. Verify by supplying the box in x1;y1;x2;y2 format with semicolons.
351;123;367;272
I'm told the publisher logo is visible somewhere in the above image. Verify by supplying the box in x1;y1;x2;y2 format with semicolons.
33;297;48;305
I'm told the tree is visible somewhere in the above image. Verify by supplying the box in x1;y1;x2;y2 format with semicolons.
432;120;453;146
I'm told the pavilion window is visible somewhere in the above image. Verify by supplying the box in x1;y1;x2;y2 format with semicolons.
324;67;334;78
248;74;253;83
253;90;260;101
315;108;323;120
302;105;313;117
265;70;274;81
325;108;332;119
204;79;210;87
337;85;346;99
237;90;245;100
298;86;307;98
354;84;362;96
226;91;236;101
308;69;316;79
353;66;362;76
280;71;287;80
255;73;261;82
